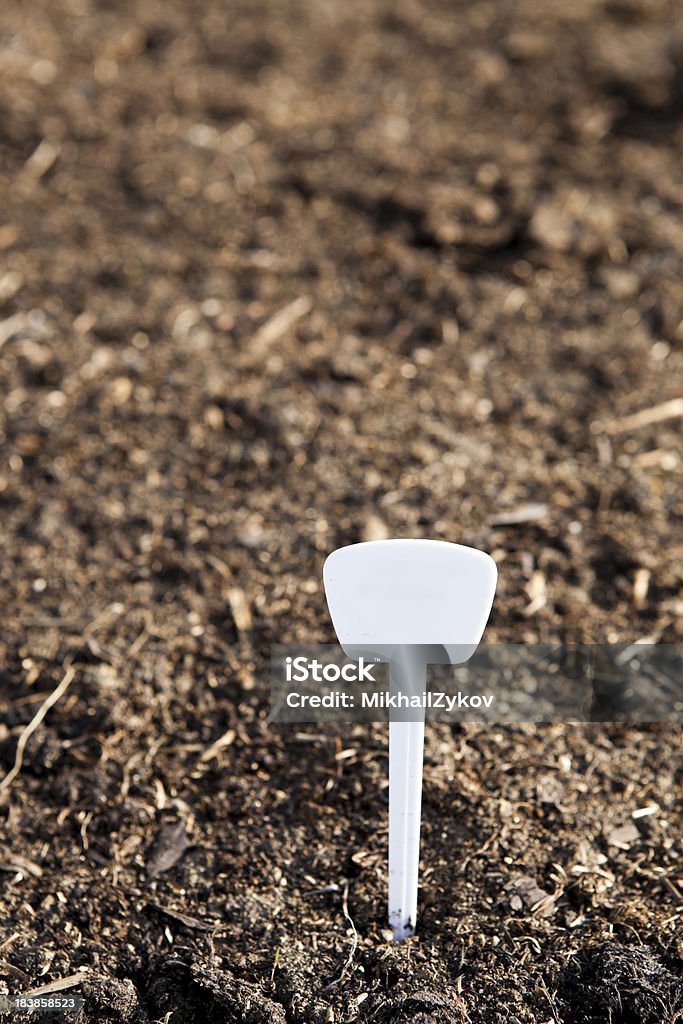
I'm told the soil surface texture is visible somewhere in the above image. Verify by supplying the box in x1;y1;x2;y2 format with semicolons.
0;0;682;1022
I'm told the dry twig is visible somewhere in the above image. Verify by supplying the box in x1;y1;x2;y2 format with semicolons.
0;665;77;795
324;882;358;991
23;972;86;997
252;297;311;351
598;397;683;435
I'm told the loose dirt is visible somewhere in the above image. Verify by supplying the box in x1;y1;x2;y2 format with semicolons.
0;0;681;1021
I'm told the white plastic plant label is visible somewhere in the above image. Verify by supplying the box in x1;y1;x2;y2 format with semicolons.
323;539;497;941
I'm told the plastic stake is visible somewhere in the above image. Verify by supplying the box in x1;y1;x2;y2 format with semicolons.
323;539;497;940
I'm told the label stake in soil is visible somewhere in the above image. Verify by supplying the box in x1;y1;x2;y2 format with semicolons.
324;540;497;941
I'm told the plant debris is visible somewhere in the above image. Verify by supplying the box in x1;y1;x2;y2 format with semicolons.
145;821;190;879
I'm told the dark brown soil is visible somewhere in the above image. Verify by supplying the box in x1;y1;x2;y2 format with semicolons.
0;0;682;1022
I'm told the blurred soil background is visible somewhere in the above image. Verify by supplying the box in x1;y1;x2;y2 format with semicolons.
0;0;682;1021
